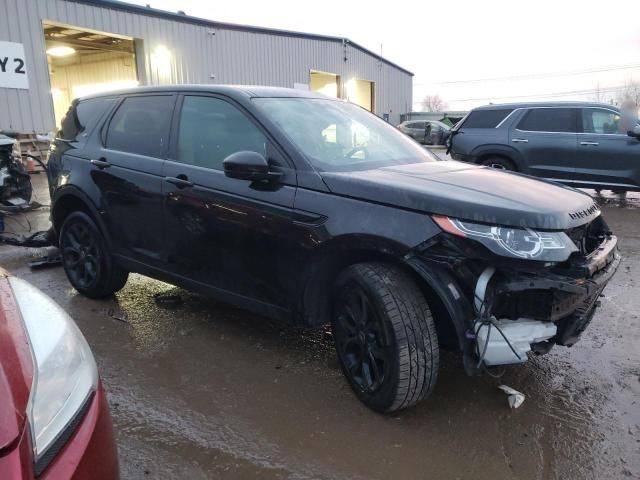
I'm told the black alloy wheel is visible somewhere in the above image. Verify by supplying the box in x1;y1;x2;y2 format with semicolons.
332;263;439;413
59;211;129;298
62;220;102;290
334;285;390;393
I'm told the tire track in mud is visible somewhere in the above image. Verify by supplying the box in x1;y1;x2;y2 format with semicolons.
103;375;357;480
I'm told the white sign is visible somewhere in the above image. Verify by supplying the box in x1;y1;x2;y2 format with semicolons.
0;41;29;90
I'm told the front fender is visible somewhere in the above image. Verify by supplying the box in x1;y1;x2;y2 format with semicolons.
404;254;478;375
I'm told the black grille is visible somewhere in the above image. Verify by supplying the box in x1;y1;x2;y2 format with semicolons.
566;216;608;256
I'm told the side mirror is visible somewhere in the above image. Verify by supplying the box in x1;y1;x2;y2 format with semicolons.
627;125;640;139
223;151;281;182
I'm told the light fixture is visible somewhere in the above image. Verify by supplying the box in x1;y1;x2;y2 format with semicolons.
46;46;76;57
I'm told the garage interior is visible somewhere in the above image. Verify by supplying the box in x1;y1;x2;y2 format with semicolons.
43;22;138;127
309;70;340;98
346;78;374;112
309;70;375;112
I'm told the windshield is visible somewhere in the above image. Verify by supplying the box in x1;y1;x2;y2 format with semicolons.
253;98;438;171
433;121;451;131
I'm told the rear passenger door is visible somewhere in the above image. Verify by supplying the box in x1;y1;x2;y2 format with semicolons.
93;94;176;266
510;107;578;181
162;94;297;309
407;121;426;143
574;107;640;190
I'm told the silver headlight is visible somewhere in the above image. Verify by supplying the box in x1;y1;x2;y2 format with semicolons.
433;215;578;262
8;277;97;469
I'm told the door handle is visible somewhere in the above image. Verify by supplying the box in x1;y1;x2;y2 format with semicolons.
90;158;111;169
511;138;529;143
165;175;194;189
580;141;599;146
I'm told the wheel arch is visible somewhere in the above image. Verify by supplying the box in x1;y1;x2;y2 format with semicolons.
297;235;410;328
297;234;472;353
51;187;112;247
471;145;527;172
403;257;474;354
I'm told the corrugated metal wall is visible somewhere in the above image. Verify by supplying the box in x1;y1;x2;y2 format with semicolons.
0;0;413;132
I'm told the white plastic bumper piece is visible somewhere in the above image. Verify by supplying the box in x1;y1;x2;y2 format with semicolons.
475;319;557;366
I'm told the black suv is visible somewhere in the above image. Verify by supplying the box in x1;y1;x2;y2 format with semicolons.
449;102;640;191
48;86;620;412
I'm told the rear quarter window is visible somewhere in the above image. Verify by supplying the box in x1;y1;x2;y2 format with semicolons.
517;108;578;133
460;109;513;128
59;97;116;142
105;95;175;158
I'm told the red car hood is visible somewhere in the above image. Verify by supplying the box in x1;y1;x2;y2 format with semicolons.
0;272;33;454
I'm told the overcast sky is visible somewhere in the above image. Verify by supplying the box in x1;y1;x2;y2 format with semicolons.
128;0;640;111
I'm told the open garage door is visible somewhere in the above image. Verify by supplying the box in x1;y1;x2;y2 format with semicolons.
309;70;340;98
346;78;374;112
43;22;138;127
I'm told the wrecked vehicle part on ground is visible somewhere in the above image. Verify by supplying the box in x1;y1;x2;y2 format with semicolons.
0;132;32;207
47;86;620;413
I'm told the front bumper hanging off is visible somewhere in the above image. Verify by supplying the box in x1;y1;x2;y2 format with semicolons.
493;235;620;348
407;231;621;372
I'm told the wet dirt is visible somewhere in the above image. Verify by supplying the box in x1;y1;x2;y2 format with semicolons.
0;175;638;479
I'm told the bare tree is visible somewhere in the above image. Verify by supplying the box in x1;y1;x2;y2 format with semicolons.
616;79;640;107
421;94;447;112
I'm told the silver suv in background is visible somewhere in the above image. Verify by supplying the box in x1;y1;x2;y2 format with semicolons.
449;102;640;192
398;120;451;145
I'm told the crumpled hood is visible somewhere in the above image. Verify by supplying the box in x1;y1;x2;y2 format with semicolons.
320;161;600;230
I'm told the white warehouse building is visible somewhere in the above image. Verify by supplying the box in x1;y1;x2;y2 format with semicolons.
0;0;413;134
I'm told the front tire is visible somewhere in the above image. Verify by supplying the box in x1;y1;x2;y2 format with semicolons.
332;263;439;412
59;211;128;299
480;156;516;171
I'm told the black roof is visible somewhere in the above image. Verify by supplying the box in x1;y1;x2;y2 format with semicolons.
79;84;335;101
476;101;620;110
69;0;413;76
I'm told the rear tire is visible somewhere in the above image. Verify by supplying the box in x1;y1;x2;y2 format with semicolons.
480;156;516;171
59;211;128;299
332;263;439;412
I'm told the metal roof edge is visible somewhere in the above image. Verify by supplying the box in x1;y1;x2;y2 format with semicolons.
66;0;414;76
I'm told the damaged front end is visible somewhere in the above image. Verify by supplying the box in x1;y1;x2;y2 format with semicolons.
406;212;621;375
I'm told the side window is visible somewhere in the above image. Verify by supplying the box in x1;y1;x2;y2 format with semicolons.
461;109;513;128
581;109;621;134
106;95;174;157
59;97;115;142
177;96;267;170
517;108;577;133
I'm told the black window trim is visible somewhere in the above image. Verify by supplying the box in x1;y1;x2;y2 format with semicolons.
579;106;626;136
167;92;295;170
494;108;521;129
515;106;580;135
57;96;118;144
459;108;515;129
101;93;178;159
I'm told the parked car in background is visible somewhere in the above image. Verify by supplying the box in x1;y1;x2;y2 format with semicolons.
448;102;640;191
398;120;451;145
48;86;619;413
0;269;119;479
